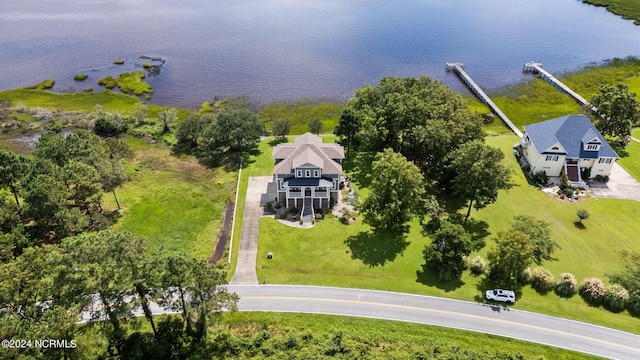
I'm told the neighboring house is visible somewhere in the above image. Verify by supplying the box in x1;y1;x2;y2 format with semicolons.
272;133;344;212
520;114;619;188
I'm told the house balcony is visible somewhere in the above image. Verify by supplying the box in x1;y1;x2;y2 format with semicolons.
314;191;329;198
288;191;302;198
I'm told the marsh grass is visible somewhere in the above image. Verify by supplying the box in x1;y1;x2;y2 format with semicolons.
98;71;153;96
73;74;88;81
113;59;125;65
217;312;597;359
258;100;344;135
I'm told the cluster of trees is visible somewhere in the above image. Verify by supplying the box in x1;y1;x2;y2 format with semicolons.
0;230;237;359
336;76;511;235
0;130;129;252
176;109;264;153
588;83;640;145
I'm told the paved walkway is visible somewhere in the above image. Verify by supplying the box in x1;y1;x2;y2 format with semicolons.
589;163;640;202
230;176;273;285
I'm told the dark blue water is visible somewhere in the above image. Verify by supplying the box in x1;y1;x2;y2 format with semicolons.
1;0;639;108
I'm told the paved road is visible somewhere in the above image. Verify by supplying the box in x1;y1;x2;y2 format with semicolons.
228;285;640;360
230;176;272;285
590;163;640;202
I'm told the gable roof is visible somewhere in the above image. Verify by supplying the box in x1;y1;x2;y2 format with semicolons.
272;133;344;175
523;115;618;159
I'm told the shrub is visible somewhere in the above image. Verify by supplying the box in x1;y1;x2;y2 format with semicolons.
603;284;629;313
74;74;88;81
555;272;577;298
579;277;606;305
469;256;486;275
532;171;549;186
531;267;554;293
595;174;609;182
628;290;640;317
519;267;532;284
576;208;590;223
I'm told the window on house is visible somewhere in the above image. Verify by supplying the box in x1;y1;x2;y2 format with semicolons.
314;170;319;177
305;170;310;177
587;144;599;150
296;170;302;177
280;181;285;190
545;155;559;161
598;158;612;164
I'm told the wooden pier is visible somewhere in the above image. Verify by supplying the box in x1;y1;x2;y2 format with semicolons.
523;62;596;111
446;62;523;137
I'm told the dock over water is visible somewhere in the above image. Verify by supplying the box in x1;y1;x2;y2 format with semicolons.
523;62;596;111
446;62;523;137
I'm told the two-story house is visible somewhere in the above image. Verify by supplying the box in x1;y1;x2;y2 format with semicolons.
272;133;344;211
520;114;619;187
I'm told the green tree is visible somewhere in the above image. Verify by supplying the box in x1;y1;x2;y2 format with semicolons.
361;149;425;231
56;231;142;353
511;215;559;265
447;140;511;222
176;113;213;149
333;107;361;157
272;118;291;139
189;260;238;338
204;109;264;152
159;254;197;333
307;117;324;135
422;221;472;281
589;83;640;145
63;160;103;211
577;208;590;223
93;109;128;136
487;229;535;287
348;76;483;173
0;150;30;206
158;107;177;133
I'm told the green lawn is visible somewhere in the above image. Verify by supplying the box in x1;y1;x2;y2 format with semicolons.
103;136;236;259
252;134;640;334
617;128;640;181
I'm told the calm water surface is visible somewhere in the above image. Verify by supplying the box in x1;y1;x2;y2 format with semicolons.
1;0;640;107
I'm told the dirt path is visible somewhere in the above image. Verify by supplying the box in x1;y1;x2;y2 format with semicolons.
209;202;234;264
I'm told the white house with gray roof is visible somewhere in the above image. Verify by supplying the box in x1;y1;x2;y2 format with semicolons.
272;133;344;210
520;114;619;188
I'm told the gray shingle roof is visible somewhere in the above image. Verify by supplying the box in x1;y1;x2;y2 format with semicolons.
272;133;344;175
523;115;619;159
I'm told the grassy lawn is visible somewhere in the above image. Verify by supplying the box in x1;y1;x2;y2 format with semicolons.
102;136;236;259
617;128;640;181
253;133;640;334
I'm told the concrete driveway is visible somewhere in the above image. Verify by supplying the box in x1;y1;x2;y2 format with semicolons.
589;163;640;202
230;176;273;285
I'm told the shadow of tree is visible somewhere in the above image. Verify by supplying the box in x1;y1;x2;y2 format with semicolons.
415;267;465;292
172;143;259;172
573;221;586;230
343;152;375;189
344;228;409;267
456;217;491;251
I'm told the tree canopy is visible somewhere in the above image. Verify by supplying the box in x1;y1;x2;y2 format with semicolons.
510;215;558;265
361;148;425;231
422;221;472;281
487;229;535;288
348;76;484;181
447;140;511;222
589;83;640;145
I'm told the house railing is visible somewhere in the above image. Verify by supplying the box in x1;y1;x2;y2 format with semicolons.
288;191;302;198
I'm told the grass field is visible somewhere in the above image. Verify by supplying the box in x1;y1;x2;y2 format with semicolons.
617;128;640;181
102;136;236;259
252;134;640;334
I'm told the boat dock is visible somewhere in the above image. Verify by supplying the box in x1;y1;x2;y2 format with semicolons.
446;62;523;137
523;62;596;111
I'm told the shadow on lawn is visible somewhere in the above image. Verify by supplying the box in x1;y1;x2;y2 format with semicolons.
344;228;409;267
172;143;259;172
415;268;465;292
